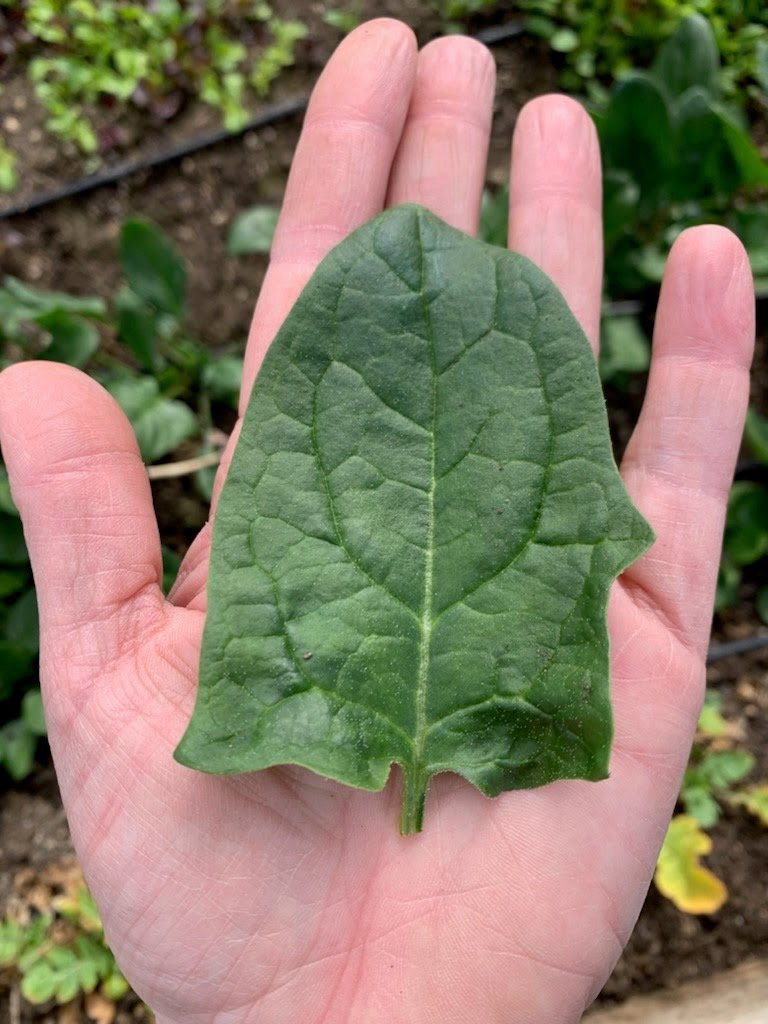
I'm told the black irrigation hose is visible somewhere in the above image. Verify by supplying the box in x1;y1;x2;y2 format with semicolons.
0;19;527;221
0;94;310;219
707;634;768;662
473;20;526;46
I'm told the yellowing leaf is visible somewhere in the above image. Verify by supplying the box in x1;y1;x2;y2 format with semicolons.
730;784;768;826
654;815;727;915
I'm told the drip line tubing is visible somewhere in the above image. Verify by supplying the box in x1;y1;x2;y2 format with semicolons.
0;95;309;219
707;634;768;662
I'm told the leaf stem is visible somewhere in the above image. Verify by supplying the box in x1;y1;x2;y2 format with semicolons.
401;765;427;835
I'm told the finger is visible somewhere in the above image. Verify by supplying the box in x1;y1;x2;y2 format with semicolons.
240;18;418;409
386;35;495;233
508;95;603;352
619;226;754;655
0;362;165;696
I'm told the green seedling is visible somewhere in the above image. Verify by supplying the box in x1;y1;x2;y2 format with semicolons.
9;0;307;159
0;873;129;1008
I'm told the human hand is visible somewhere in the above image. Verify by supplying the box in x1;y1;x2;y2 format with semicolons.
0;19;755;1024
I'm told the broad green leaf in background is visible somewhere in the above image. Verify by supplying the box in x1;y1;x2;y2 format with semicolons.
0;718;38;780
757;38;768;94
728;207;768;278
0;688;46;780
105;375;198;463
717;109;768;188
175;205;654;833
0;466;17;515
120;218;186;317
21;689;46;737
651;13;720;100
672;87;741;200
630;244;668;284
715;558;741;612
724;482;768;566
36;311;100;368
115;286;161;372
602;169;640;248
201;355;244;406
0;276;106;323
0;513;28;565
227;205;280;255
0;570;28;600
654;815;728;915
0;640;35;699
681;748;755;827
599;75;674;197
0;277;105;365
6;587;40;654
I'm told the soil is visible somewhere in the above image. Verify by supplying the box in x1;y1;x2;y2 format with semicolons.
1;2;767;1021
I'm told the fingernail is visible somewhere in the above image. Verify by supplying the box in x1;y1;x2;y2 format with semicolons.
516;94;598;169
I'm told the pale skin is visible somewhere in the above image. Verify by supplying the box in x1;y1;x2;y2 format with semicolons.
0;19;756;1024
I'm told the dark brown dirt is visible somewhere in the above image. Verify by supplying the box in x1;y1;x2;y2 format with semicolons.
1;2;768;1021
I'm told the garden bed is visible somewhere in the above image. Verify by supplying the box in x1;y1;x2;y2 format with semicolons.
1;3;767;1021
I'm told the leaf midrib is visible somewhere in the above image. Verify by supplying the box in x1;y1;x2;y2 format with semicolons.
407;216;438;831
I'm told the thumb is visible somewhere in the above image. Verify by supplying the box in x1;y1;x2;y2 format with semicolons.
0;362;165;714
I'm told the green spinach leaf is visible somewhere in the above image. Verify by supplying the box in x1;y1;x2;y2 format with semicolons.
175;206;653;833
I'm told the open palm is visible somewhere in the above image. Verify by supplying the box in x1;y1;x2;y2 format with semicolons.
0;20;754;1024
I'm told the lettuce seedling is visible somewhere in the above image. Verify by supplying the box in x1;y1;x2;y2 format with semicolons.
175;205;653;833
